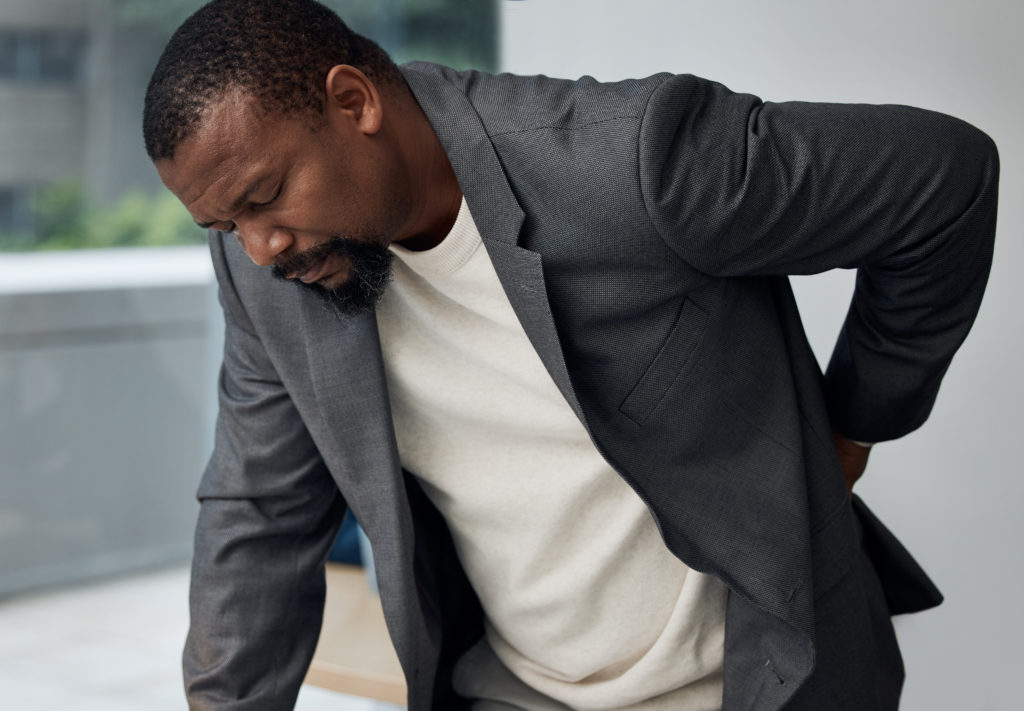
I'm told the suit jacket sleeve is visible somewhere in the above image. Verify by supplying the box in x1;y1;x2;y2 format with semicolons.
183;233;345;710
638;74;999;442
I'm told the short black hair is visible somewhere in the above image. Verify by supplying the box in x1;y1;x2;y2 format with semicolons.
143;0;402;161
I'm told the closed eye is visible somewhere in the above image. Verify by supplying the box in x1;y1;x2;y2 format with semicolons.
252;184;282;209
195;218;237;233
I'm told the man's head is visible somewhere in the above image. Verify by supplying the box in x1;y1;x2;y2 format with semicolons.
143;0;402;163
146;0;439;316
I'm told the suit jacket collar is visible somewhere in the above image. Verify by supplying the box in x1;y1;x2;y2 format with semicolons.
400;63;524;247
400;63;587;424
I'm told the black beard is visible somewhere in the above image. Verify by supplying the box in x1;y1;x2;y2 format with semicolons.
272;236;393;316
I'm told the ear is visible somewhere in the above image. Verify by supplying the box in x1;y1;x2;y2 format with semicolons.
324;65;384;135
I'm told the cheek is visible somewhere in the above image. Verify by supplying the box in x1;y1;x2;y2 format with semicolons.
289;140;408;238
279;167;354;235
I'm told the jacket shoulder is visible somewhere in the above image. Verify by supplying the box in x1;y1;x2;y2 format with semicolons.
402;61;671;136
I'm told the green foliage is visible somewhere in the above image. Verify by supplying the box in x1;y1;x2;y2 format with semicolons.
0;180;204;252
31;180;88;247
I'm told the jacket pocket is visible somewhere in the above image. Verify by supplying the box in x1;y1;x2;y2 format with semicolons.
619;298;708;424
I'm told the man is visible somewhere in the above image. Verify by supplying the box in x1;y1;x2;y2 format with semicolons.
144;1;998;709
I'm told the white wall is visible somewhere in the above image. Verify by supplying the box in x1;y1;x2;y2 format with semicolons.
501;2;1022;709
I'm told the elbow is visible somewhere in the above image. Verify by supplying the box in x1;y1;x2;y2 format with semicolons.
944;120;999;290
959;120;1000;206
945;118;999;254
971;124;1000;248
974;124;999;175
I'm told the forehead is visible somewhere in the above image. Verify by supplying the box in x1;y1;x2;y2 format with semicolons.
156;92;297;210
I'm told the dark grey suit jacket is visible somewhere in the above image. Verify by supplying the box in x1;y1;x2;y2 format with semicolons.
184;63;998;710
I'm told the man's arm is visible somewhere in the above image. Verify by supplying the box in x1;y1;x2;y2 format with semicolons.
184;234;345;710
638;74;999;444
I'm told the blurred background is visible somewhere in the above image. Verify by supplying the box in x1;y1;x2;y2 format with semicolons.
1;0;1020;709
0;1;495;709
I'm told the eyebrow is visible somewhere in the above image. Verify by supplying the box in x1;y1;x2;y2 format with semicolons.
194;177;267;229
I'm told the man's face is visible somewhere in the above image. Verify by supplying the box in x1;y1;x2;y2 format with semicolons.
156;90;410;314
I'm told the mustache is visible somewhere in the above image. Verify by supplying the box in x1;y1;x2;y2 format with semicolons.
271;235;389;280
273;238;343;278
270;235;394;316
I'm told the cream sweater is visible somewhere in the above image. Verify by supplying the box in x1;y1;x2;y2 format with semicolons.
375;198;726;710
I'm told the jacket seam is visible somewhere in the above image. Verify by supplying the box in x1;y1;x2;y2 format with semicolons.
489;114;640;139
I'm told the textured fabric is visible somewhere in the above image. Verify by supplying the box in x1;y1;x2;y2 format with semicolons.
186;63;997;711
453;638;726;711
376;198;726;709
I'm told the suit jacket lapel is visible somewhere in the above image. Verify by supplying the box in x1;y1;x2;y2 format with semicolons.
297;297;438;694
401;65;587;426
298;300;400;501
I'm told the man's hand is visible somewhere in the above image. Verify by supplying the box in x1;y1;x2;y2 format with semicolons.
832;431;871;496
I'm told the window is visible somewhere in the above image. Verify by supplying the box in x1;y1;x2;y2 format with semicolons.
0;187;34;241
0;30;87;85
0;32;15;78
39;32;86;83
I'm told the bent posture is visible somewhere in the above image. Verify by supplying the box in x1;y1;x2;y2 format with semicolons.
145;1;999;709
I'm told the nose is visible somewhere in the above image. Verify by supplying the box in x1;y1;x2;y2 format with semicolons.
233;217;294;267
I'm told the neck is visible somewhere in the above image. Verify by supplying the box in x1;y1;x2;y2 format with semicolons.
390;87;462;252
